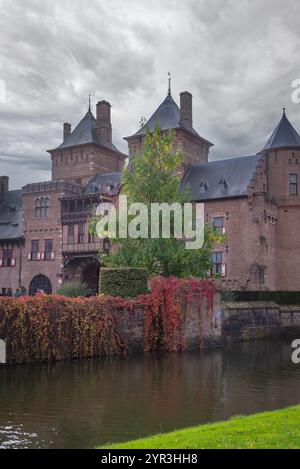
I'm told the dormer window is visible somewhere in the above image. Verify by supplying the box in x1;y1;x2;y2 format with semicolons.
199;180;208;193
107;182;115;192
219;178;229;189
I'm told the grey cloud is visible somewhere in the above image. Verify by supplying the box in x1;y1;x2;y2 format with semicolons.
0;0;300;188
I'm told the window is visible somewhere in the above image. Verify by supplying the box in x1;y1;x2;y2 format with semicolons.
31;240;40;261
199;180;208;193
1;249;15;267
68;225;74;244
212;252;226;276
78;222;85;243
213;217;225;234
35;197;50;218
44;239;54;261
258;266;265;284
289;174;298;195
88;231;95;243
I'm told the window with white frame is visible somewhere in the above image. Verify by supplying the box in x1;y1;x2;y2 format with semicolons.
0;249;16;267
213;217;225;234
212;252;226;276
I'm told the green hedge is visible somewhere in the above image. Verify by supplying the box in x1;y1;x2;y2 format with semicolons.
232;291;300;305
57;281;91;297
99;268;149;298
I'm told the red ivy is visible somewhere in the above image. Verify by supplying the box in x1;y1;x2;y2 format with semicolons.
0;277;216;363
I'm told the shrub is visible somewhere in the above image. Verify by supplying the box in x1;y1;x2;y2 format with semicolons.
0;295;127;363
220;290;237;302
56;282;91;298
233;291;300;305
99;268;149;298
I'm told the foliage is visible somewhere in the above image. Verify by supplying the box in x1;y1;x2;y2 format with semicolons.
233;290;300;305
220;289;237;302
0;277;216;363
101;404;300;449
90;125;223;277
0;294;129;364
142;276;216;352
99;268;149;298
56;281;91;298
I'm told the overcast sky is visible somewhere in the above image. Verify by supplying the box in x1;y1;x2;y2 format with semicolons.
0;0;300;189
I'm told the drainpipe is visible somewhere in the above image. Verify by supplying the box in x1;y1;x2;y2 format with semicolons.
18;240;23;287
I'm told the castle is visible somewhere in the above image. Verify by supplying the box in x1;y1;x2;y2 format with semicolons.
1;85;300;295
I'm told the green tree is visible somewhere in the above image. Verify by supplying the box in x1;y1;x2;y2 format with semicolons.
90;125;223;277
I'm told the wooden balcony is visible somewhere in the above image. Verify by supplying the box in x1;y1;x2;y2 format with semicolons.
62;240;104;254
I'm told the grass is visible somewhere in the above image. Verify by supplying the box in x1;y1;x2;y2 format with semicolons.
99;405;300;449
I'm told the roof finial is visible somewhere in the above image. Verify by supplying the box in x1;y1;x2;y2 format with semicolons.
168;72;171;96
88;94;91;111
283;107;286;116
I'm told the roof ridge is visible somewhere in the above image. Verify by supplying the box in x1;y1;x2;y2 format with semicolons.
190;154;258;167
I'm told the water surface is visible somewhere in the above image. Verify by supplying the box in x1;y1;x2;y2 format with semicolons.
0;339;299;448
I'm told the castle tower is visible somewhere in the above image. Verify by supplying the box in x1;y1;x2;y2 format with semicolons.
260;108;300;290
124;78;213;168
48;100;127;185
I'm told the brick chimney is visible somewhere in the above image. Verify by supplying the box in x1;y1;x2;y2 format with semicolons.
0;176;9;195
63;123;71;142
96;100;112;146
179;91;193;130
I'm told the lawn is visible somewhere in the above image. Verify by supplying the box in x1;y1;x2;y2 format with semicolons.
99;405;300;449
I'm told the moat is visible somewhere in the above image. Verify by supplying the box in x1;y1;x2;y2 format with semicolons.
0;338;299;449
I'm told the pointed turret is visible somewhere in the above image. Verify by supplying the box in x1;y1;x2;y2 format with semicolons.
124;77;213;165
262;108;300;151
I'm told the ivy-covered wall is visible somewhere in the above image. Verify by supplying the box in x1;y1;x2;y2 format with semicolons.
0;277;218;364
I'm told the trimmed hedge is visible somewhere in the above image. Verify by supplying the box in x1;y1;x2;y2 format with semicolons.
99;268;149;298
232;290;300;305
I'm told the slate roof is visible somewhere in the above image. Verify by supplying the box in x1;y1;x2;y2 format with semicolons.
125;92;213;145
0;190;23;240
262;109;300;151
181;155;260;201
85;172;121;196
55;108;122;153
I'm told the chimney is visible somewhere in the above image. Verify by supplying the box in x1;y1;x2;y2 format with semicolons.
63;123;71;142
0;176;9;195
96;100;112;146
179;91;193;130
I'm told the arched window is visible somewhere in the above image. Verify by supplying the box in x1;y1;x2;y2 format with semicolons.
199;180;209;193
35;197;50;219
29;275;52;295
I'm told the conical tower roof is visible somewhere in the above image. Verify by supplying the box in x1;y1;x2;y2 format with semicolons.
262;108;300;151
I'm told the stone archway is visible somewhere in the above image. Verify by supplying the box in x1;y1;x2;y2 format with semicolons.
64;256;100;295
29;274;52;296
81;261;100;295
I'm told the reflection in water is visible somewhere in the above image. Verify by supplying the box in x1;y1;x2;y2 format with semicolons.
0;339;299;448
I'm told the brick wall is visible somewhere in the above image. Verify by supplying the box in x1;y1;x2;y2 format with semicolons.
222;301;300;342
51;144;125;184
265;148;300;290
21;181;81;293
0;242;23;293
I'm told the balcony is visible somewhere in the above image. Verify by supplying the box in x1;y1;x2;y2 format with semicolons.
61;210;92;224
62;240;105;254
